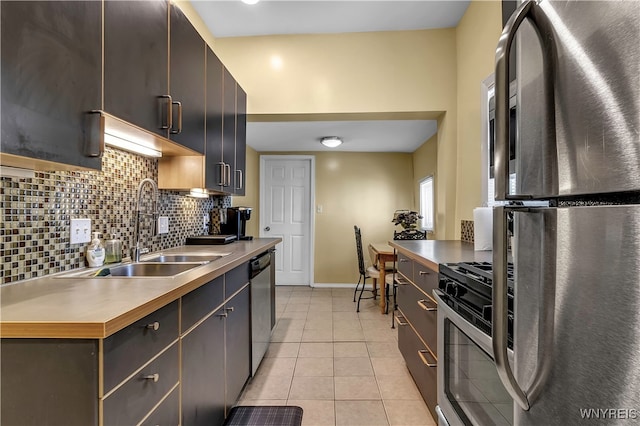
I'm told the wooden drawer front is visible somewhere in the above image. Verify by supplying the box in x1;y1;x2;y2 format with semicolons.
414;263;438;296
225;262;250;299
181;275;224;333
397;283;438;354
103;343;179;426
104;301;179;393
140;385;179;426
397;253;413;283
398;321;437;420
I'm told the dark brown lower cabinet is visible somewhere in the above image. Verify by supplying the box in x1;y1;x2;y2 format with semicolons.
397;315;438;420
0;262;254;426
225;286;251;409
396;252;439;421
182;306;226;426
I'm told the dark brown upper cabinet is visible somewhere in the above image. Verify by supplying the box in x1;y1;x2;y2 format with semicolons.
222;68;237;192
169;5;206;154
0;1;102;170
235;85;247;196
104;0;168;137
205;48;225;192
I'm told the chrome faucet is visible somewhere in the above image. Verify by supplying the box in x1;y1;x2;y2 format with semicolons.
132;178;159;262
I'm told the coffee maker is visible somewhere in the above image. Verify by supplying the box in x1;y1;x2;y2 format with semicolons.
220;207;253;240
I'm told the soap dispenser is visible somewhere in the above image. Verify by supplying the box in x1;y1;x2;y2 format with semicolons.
105;230;122;264
86;232;105;267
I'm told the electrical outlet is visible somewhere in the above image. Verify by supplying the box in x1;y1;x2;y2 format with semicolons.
70;218;92;244
157;216;169;234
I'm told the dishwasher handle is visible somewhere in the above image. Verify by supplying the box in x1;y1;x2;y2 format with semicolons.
250;251;272;278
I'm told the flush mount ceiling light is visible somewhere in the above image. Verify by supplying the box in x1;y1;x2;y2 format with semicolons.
320;136;343;148
241;0;260;4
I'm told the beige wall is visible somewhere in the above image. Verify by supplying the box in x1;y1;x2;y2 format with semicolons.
180;0;502;283
412;133;438;230
261;152;413;284
454;1;502;228
231;146;260;238
213;29;459;242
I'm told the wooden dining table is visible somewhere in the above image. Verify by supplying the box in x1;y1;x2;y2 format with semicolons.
369;242;397;313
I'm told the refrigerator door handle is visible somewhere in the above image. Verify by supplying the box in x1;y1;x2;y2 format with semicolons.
495;0;535;201
493;205;530;410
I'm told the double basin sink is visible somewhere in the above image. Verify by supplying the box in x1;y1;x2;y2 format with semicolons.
59;253;230;279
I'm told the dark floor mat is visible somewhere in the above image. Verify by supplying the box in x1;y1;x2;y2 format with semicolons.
223;406;303;426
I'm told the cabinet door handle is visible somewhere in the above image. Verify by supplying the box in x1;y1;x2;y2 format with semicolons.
146;321;160;331
159;95;172;130
418;350;437;368
217;312;228;318
417;299;437;312
170;101;182;134
217;162;226;186
399;258;409;263
394;315;408;326
418;270;431;276
225;163;231;187
226;306;235;313
86;111;105;158
143;373;160;382
235;169;243;190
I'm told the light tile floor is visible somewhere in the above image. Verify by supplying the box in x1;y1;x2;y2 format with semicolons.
237;286;437;426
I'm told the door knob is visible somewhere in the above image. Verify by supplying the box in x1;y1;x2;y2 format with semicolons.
264;226;270;231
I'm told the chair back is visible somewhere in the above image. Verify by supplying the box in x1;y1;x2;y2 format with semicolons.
393;229;427;240
354;225;366;275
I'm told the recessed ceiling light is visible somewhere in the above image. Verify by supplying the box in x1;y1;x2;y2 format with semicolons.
320;136;343;148
241;0;260;5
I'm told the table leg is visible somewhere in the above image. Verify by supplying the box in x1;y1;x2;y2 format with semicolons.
379;257;387;313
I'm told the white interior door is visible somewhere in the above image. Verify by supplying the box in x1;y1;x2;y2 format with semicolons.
260;156;314;286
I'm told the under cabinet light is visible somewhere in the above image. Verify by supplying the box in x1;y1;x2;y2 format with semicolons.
104;133;162;158
189;188;209;198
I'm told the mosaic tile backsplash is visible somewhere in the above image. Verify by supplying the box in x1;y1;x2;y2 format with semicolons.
1;147;230;284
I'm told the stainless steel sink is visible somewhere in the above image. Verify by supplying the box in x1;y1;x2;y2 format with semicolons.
56;262;204;278
108;262;200;277
140;254;223;263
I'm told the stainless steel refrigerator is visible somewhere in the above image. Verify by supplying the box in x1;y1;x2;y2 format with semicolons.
492;1;640;425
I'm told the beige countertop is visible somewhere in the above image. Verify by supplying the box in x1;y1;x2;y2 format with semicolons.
389;240;493;271
0;239;280;339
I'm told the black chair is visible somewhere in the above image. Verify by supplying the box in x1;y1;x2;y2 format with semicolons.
389;229;427;327
353;225;381;312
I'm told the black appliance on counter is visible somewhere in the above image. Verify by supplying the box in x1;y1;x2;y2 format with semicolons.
186;235;236;245
221;207;253;241
438;261;514;348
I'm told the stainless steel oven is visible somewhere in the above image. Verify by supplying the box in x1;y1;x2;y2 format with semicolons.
434;289;513;426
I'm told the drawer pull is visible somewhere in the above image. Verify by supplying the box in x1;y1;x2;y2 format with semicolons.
418;350;437;368
399;258;409;263
217;312;228;318
417;299;437;312
394;315;408;326
146;321;160;331
396;277;410;286
226;306;235;313
418;270;431;276
143;373;160;382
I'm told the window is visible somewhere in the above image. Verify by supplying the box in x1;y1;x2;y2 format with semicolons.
419;176;434;231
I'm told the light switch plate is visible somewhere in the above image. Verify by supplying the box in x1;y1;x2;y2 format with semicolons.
70;218;92;244
158;216;169;234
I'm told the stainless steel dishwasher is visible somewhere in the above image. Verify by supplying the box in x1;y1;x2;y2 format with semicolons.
250;249;273;375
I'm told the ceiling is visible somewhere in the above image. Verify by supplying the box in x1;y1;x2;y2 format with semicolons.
192;1;471;152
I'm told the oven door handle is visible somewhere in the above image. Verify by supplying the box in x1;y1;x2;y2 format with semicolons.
432;290;494;355
493;205;530;410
